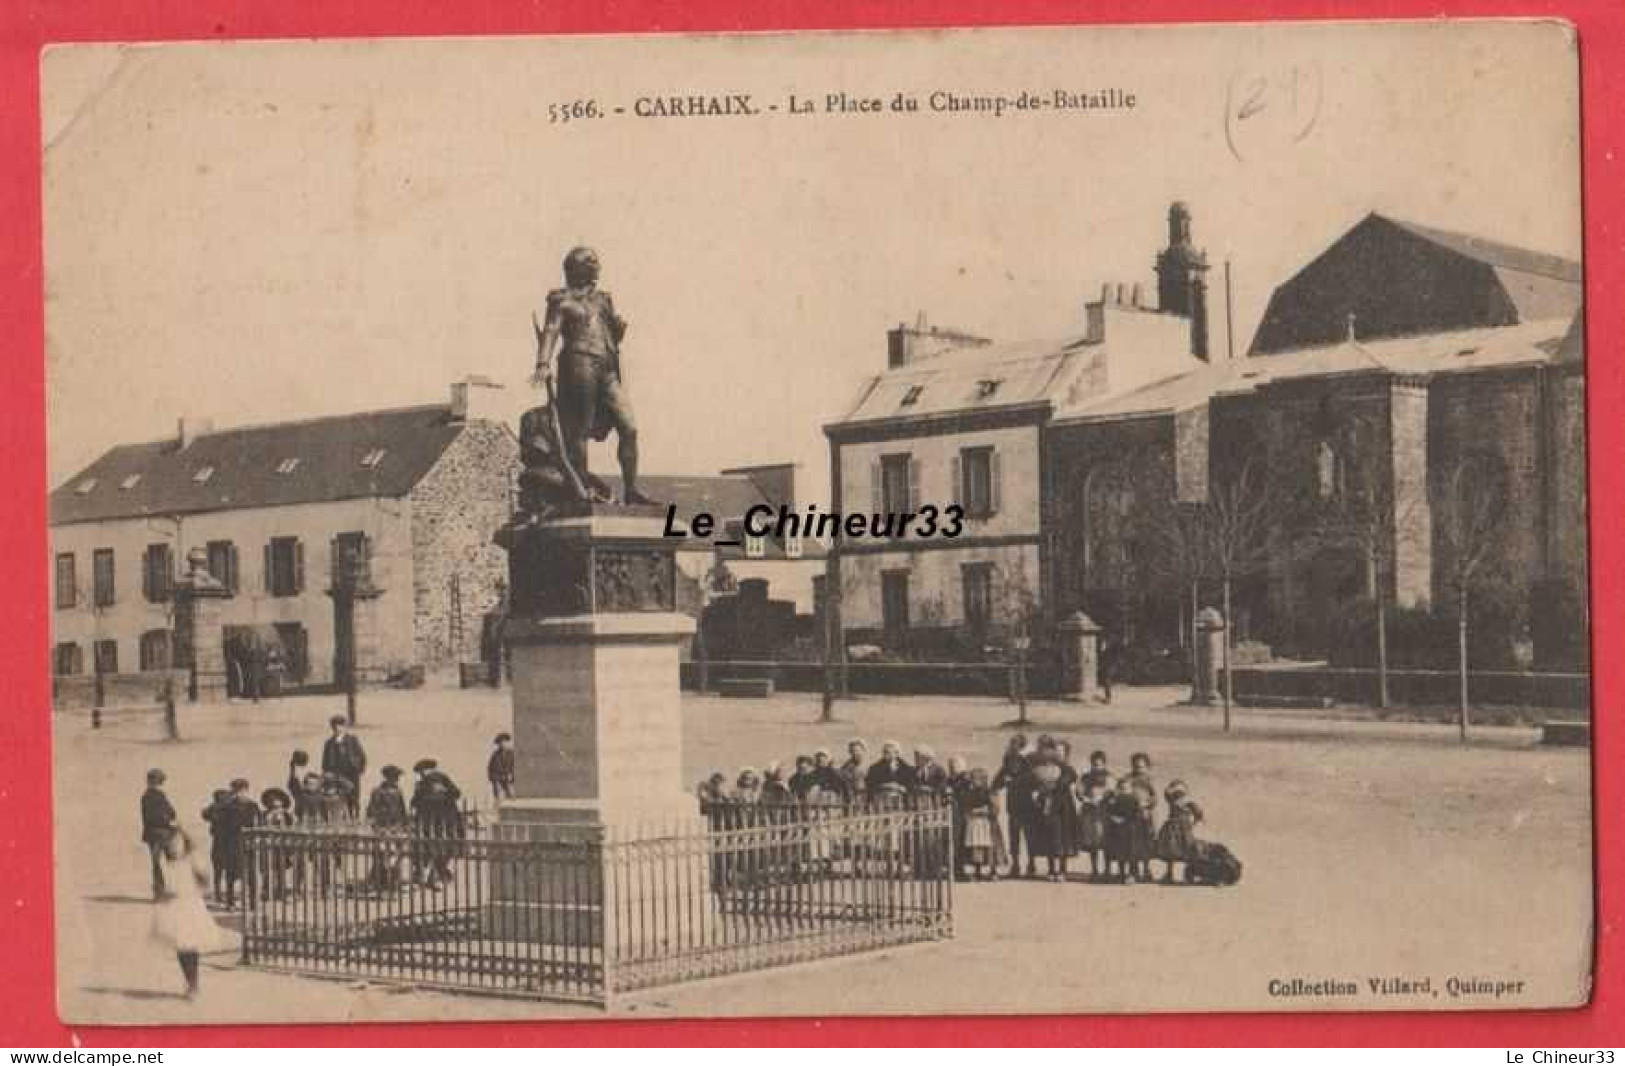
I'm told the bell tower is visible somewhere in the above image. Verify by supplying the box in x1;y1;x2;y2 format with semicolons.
1155;201;1212;360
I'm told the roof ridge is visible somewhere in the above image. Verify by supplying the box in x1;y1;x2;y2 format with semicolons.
99;401;454;454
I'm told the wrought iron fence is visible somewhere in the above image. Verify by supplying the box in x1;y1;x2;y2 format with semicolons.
239;799;952;1004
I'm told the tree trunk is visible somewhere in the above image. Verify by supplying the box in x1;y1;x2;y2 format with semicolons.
1222;576;1234;733
819;586;836;722
1376;595;1390;709
1458;586;1470;743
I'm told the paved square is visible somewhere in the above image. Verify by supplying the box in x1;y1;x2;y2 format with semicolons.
54;685;1592;1023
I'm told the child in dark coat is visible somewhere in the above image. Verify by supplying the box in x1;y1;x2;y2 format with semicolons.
201;789;232;901
1074;750;1114;880
1121;751;1158;883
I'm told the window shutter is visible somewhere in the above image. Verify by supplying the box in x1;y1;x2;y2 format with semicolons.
330;536;341;589
951;454;963;508
990;449;1003;516
294;540;306;594
909;457;921;513
871;457;883;514
228;544;240;593
264;543;273;593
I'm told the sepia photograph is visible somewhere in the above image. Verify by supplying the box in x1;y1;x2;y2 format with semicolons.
41;20;1591;1025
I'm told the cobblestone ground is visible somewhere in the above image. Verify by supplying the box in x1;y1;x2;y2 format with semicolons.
53;683;1592;1027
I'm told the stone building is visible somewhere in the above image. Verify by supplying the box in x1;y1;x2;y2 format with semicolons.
824;206;1212;656
1051;211;1585;666
48;381;520;700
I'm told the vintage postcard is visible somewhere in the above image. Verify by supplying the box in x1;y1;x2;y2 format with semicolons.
43;20;1590;1024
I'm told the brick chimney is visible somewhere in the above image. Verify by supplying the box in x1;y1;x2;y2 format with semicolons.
449;376;503;423
177;416;214;451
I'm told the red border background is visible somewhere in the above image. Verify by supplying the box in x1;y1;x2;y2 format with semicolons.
2;0;1619;1047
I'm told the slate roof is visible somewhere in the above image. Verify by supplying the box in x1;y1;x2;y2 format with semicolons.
1056;317;1576;425
834;336;1090;427
1383;217;1582;284
50;404;471;526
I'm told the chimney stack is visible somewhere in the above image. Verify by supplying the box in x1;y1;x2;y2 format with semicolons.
449;376;503;423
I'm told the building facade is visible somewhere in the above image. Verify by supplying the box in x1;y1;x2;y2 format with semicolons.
49;382;520;699
826;206;1588;671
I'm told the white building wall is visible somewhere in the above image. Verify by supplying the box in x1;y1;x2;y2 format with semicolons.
836;423;1041;539
48;496;417;685
838;543;1041;632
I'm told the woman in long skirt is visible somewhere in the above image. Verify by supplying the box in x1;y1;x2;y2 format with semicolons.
149;829;232;999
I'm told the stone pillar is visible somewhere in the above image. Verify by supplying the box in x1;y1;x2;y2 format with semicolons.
173;548;230;702
483;506;701;948
1057;611;1103;702
1193;607;1225;705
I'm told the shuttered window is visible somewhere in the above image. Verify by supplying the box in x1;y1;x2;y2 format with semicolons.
139;629;173;671
93;639;118;675
206;540;239;594
53;643;82;676
959;446;1001;518
92;549;115;607
55;554;76;609
143;543;173;603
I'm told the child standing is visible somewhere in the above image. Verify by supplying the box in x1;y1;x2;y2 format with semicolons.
259;788;293;900
1122;752;1158;883
201;789;232;903
487;733;516;802
959;767;1001;880
1074;750;1114;880
1155;780;1204;884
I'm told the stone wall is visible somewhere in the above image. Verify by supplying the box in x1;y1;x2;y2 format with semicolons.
408;419;521;669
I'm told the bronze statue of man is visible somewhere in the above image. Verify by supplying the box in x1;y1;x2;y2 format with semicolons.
530;247;656;506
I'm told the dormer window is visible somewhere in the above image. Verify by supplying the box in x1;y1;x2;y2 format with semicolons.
276;457;301;475
75;478;98;495
976;379;1002;400
119;474;142;491
192;466;215;484
900;385;925;408
361;448;387;469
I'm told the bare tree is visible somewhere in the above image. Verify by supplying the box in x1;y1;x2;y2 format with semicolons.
1142;497;1214;701
1201;459;1283;731
1302;448;1422;710
1439;454;1507;742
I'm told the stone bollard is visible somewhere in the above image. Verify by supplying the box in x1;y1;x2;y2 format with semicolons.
1193;607;1225;705
1057;611;1103;702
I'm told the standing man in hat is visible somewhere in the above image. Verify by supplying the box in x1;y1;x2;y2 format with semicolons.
530;246;657;507
487;732;516;802
321;715;367;817
140;769;178;899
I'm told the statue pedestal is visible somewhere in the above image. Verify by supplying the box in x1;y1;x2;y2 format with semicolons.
481;508;703;949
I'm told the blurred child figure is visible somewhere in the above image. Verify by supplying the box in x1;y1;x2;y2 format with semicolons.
1155;779;1204;884
788;755;820;801
1075;750;1114;880
487;733;516;802
760;762;794;806
149;829;228;1000
959;767;1001;880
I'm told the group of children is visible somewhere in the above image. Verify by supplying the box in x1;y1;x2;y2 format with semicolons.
693;732;1238;888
